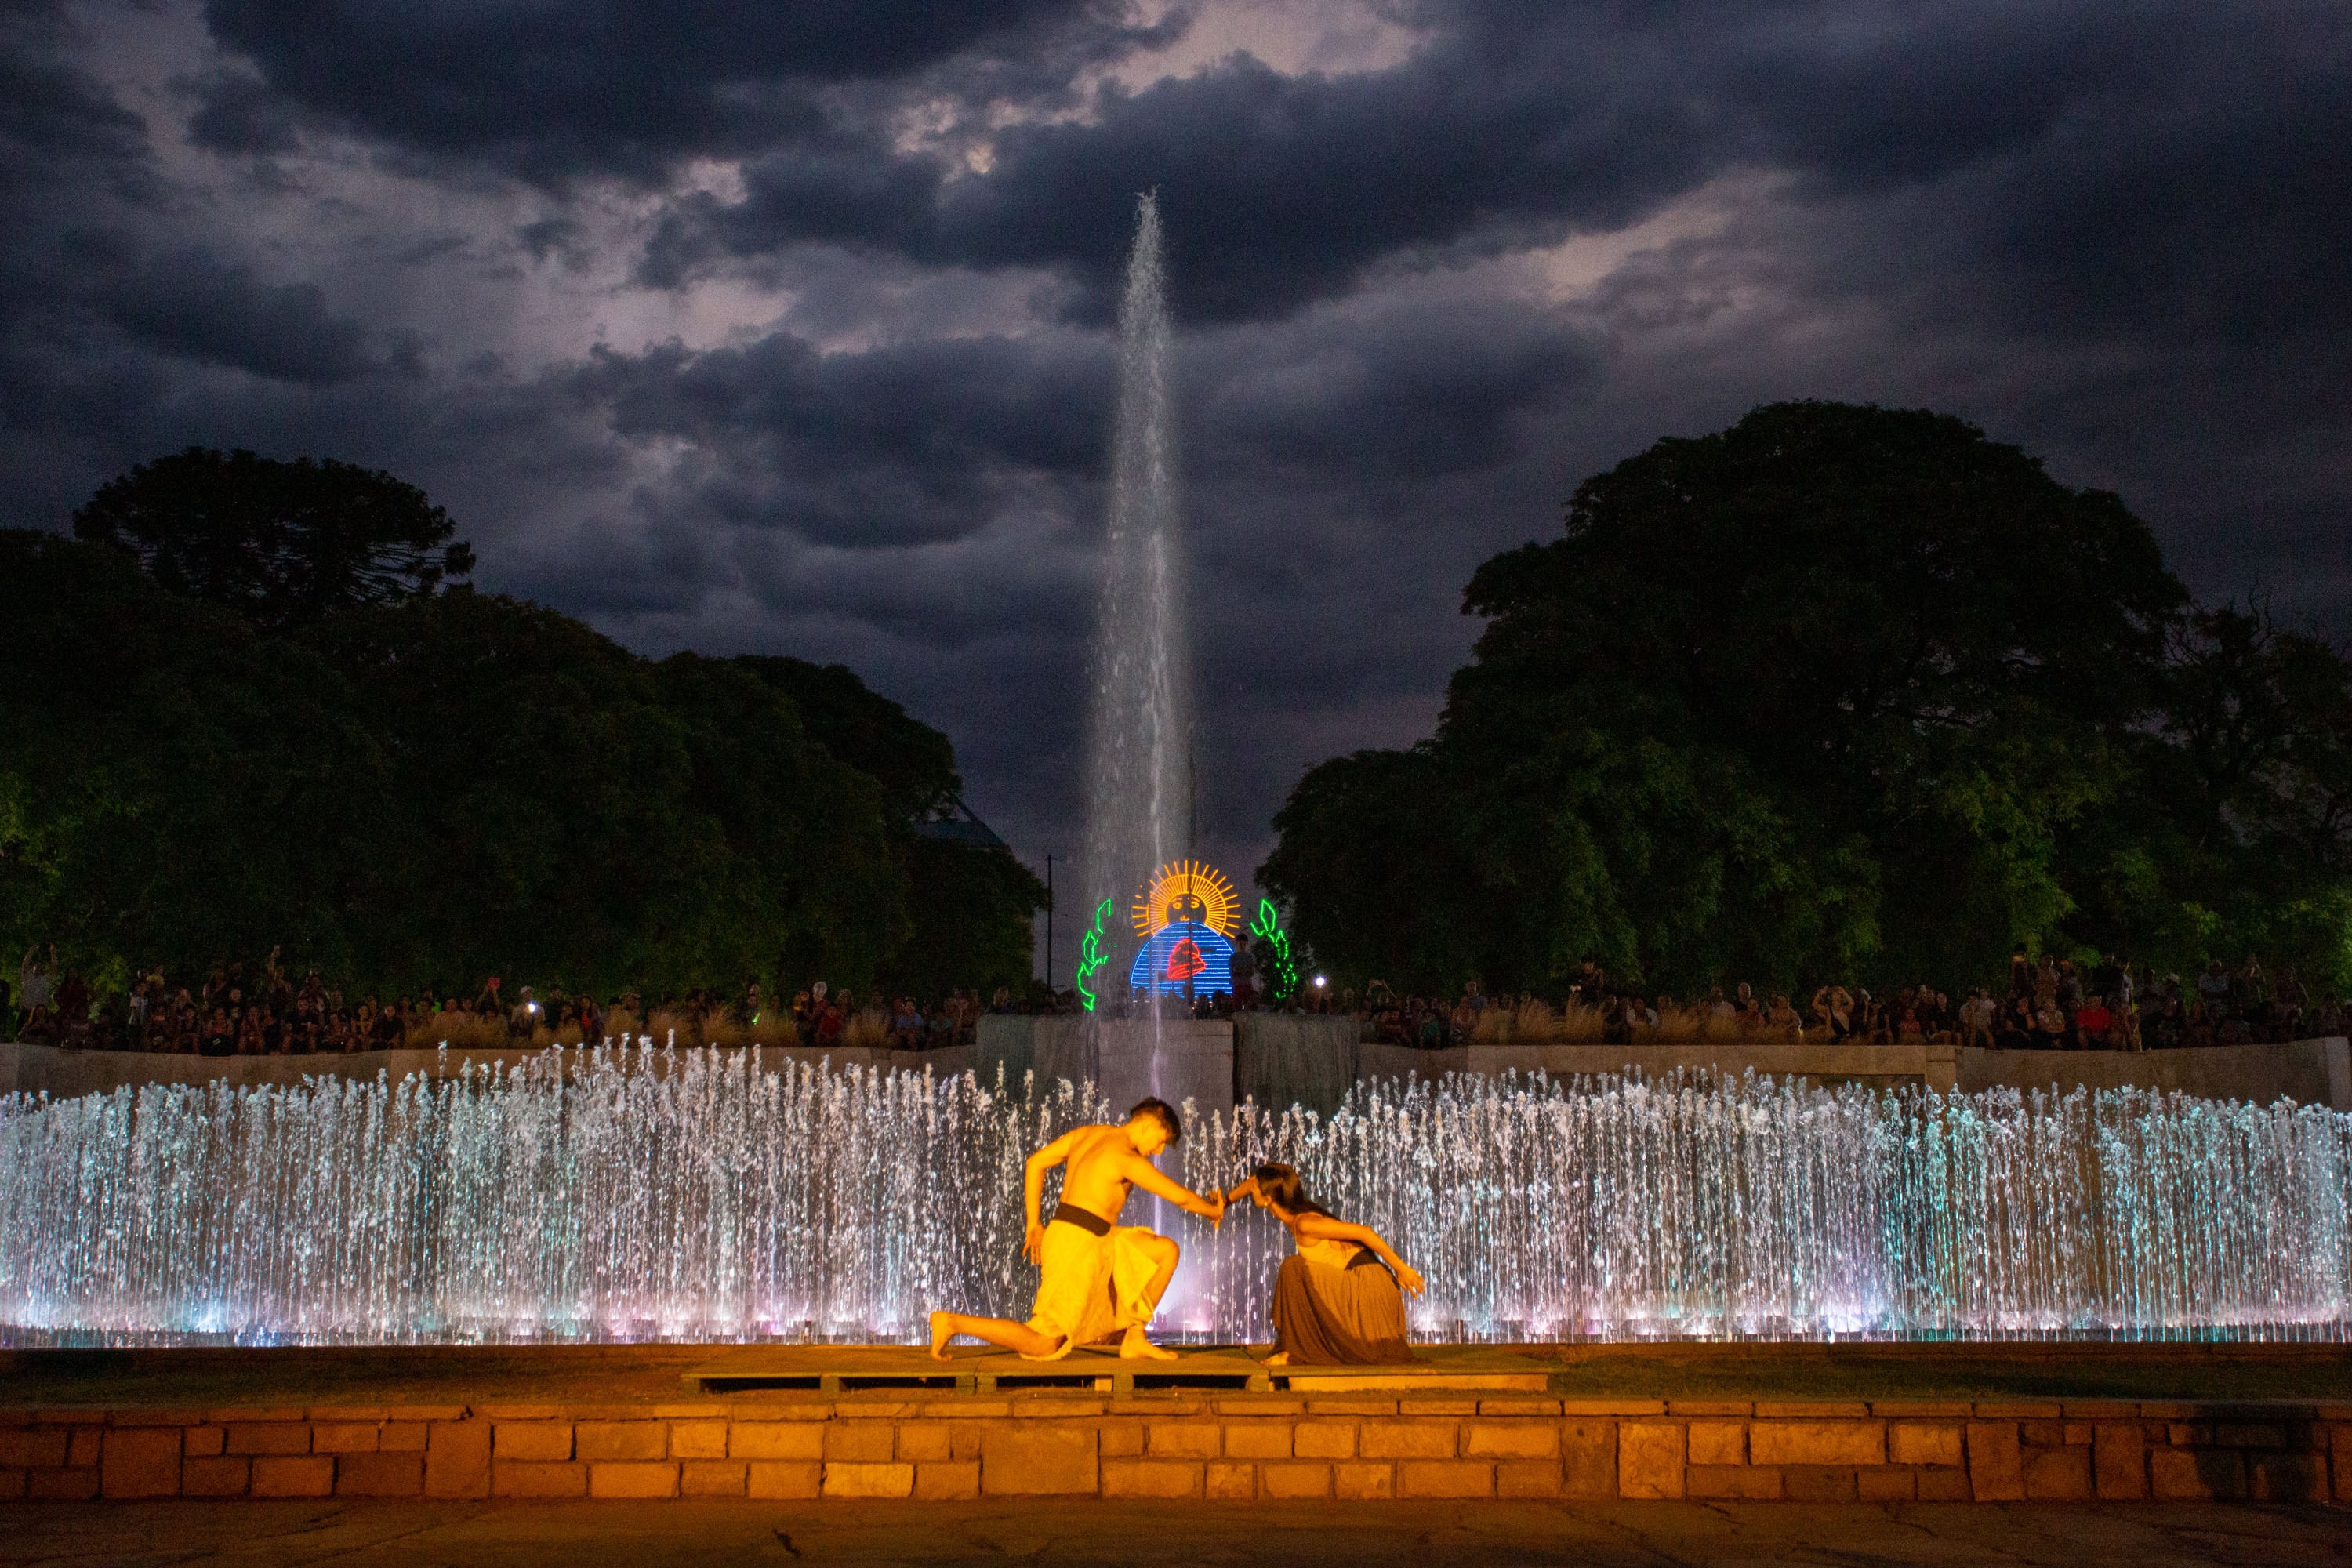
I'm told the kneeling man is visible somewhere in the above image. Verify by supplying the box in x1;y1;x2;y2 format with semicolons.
930;1098;1224;1362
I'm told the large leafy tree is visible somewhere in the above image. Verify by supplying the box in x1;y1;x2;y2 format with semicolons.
73;447;474;632
2;529;1038;1000
1265;401;2352;996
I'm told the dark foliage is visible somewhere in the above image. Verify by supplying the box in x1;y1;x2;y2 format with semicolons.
2;525;1038;1000
72;447;475;633
1262;401;2352;996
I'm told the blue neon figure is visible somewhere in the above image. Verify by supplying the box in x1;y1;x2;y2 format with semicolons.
1127;919;1236;996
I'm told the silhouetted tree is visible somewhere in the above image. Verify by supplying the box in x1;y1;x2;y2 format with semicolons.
73;447;474;632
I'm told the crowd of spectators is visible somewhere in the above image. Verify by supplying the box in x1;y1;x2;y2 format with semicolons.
6;942;2344;1058
4;943;1003;1056
1337;949;2348;1052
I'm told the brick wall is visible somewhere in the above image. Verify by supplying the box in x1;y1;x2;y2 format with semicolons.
2;1396;2344;1502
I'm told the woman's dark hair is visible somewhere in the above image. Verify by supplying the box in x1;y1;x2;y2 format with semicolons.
1252;1163;1330;1218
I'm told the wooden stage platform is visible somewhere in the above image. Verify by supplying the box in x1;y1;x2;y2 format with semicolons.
679;1344;1555;1398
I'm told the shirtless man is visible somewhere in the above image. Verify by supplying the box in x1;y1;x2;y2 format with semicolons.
929;1098;1224;1362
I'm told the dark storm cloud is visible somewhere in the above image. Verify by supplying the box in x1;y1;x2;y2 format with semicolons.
2;0;2347;909
197;0;1161;182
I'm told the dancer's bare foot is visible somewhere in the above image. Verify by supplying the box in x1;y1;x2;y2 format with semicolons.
928;1312;956;1360
1119;1325;1178;1361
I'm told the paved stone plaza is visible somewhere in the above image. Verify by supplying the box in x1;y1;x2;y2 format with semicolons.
3;1497;2347;1565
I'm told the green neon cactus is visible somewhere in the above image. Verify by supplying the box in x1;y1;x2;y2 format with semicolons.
1250;897;1301;1003
1074;896;1115;1011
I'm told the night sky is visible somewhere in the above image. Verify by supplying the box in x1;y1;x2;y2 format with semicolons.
5;0;2348;930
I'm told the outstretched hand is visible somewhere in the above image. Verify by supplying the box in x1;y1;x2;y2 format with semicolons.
1022;1222;1044;1265
1395;1261;1427;1298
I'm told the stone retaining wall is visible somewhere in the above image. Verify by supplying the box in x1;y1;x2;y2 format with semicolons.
6;1394;2345;1504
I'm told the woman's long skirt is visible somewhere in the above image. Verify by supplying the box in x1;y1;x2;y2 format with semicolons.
1269;1254;1419;1364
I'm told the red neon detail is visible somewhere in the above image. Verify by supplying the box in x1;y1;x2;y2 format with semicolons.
1165;938;1207;983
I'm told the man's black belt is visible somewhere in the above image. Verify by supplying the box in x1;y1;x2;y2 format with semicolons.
1050;1202;1112;1236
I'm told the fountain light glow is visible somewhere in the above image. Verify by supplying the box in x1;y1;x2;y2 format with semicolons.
2;1051;2347;1345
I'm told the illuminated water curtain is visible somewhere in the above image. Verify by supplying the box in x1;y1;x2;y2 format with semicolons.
1127;860;1240;997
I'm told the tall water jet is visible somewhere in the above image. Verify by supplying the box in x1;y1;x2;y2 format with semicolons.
1081;191;1192;1057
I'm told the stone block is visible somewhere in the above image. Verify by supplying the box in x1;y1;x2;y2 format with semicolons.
1334;1462;1394;1500
982;1425;1098;1495
1205;1461;1258;1500
1262;1461;1332;1499
1102;1460;1202;1498
1782;1466;1857;1501
2334;1430;2352;1502
182;1423;234;1457
746;1461;822;1499
680;1460;747;1497
822;1462;913;1498
576;1422;666;1462
180;1456;250;1497
823;1421;897;1463
1398;1399;1479;1416
336;1452;424;1497
1358;1422;1456;1461
664;1421;725;1461
379;1423;429;1454
225;1424;310;1456
1560;1400;1664;1416
1965;1423;2023;1501
251;1455;336;1498
1889;1422;1963;1468
100;1428;181;1498
1749;1421;1884;1467
1916;1466;1974;1501
1686;1422;1745;1467
1858;1468;1916;1501
492;1422;572;1463
310;1423;380;1454
28;1468;99;1500
1495;1461;1563;1498
2151;1448;2245;1501
109;1408;207;1428
2063;1423;2094;1446
913;1461;981;1500
1397;1461;1494;1498
1147;1422;1222;1459
1618;1422;1686;1499
1222;1423;1292;1459
67;1428;100;1467
1465;1422;1556;1459
1561;1420;1617;1498
2214;1423;2287;1449
426;1421;492;1500
2094;1424;2146;1500
1756;1401;1870;1418
492;1461;588;1498
884;1423;944;1463
2022;1446;2092;1500
1293;1422;1355;1459
2020;1420;2067;1447
1687;1465;1780;1500
2250;1451;2326;1502
1481;1399;1563;1416
1098;1421;1145;1457
584;1461;677;1499
0;1429;67;1468
1665;1401;1753;1417
731;1423;824;1461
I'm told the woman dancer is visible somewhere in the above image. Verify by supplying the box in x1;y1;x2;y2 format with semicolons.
1225;1163;1425;1366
